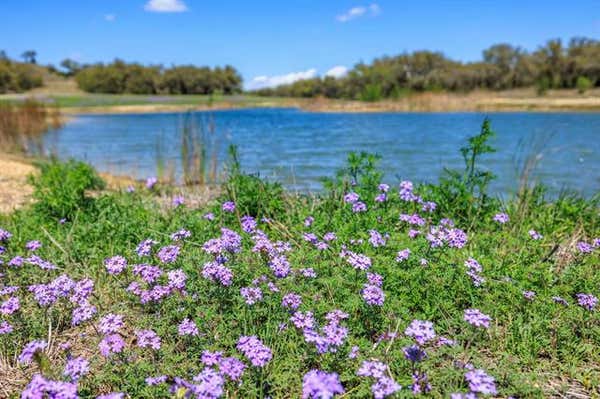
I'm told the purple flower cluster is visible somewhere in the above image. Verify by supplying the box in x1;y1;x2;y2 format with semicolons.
357;360;402;398
104;255;127;275
178;318;199;336
405;320;436;345
465;369;497;395
136;329;161;350
222;201;236;213
342;250;372;271
22;374;78;399
240;286;263;305
18;340;47;364
464;308;491;328
368;230;388;247
136;239;157;257
202;261;234;286
464;258;485;287
528;229;543;240
291;310;349;354
302;369;345;399
282;292;303;310
362;283;385;306
63;356;90;381
236;335;272;367
493;212;509;224
399;180;420;202
576;293;598;310
157;245;180;263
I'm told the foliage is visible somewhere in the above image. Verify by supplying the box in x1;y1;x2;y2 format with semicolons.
75;60;242;95
27;158;105;219
0;57;44;93
0;124;599;398
576;76;592;94
254;37;600;99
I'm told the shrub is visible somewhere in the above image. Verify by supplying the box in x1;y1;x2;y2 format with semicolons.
28;159;105;219
576;76;592;94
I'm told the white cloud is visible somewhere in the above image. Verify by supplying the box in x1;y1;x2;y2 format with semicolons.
144;0;188;13
247;69;318;90
336;3;381;22
104;14;116;22
325;65;348;78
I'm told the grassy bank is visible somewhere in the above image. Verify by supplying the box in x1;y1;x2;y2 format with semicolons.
0;122;598;398
2;88;600;114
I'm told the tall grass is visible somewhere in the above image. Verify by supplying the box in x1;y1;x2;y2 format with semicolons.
0;99;62;153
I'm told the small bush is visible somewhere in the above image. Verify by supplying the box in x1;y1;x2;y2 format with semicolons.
28;159;105;219
576;76;592;94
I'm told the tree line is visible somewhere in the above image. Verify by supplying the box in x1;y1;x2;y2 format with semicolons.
0;51;44;93
70;60;243;95
254;37;600;100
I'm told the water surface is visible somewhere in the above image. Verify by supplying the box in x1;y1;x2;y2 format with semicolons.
44;109;600;196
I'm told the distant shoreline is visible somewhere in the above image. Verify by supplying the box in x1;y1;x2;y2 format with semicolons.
4;89;600;115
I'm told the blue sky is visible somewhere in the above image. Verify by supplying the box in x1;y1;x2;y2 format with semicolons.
1;0;598;89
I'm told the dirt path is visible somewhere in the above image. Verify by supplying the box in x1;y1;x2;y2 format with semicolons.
0;155;36;213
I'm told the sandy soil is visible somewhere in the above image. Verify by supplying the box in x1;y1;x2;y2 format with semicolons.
0;155;36;213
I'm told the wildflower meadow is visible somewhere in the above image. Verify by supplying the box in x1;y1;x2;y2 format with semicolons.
0;121;598;398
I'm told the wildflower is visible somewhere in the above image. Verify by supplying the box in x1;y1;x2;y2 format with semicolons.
203;212;215;221
399;180;419;202
343;192;360;204
421;201;437;213
345;251;371;270
192;367;225;398
291;311;316;330
63;356;89;381
282;293;302;310
136;239;157;257
97;393;124;399
357;360;387;379
577;242;593;254
170;229;191;241
375;193;387;202
71;302;97;326
368;230;387;247
352;201;367;212
323;232;337;241
552;296;569;306
378;183;389;192
576;293;598;310
240;286;263;305
300;268;317;278
403;345;427;362
146;176;158;189
269;255;291;278
0;320;13;334
465;369;497;395
219;357;246;381
372;376;402;398
8;256;24;267
104;255;127;275
172;195;185;207
241;215;257;232
22;374;78;399
133;263;163;283
18;340;47;364
167;269;187;290
408;229;420;238
26;240;42;251
136;329;161;350
0;286;19;295
362;284;385;306
0;228;12;241
348;345;360;359
157;245;180;263
126;185;135;193
201;350;223;366
465;258;485;287
523;290;536;301
405;320;436;345
304;216;315;227
528;229;543;240
302;369;345;399
99;313;125;334
236;335;272;367
0;296;19;315
396;248;410;262
222;201;236;212
202;261;233;286
146;375;168;386
493;213;509;224
411;371;431;394
178;318;199;336
464;308;491;328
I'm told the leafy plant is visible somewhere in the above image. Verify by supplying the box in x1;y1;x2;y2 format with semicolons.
28;158;105;219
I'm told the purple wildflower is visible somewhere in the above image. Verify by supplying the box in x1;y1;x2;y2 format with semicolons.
136;329;161;350
146;176;158;189
63;356;89;381
493;212;509;224
362;284;385;306
465;369;497;395
464;308;491;328
302;369;345;399
146;375;168;386
240;286;263;305
577;242;593;254
405;320;436;345
222;201;236;213
136;239;157;257
304;216;315;227
523;290;536;301
99;313;125;334
241;215;257;233
172;195;185;207
576;293;598;310
178;318;199;336
403;344;427;362
25;240;42;251
236;335;272;367
282;293;302;310
0;320;13;334
528;229;543;240
157;245;180;263
352;201;367;213
18;340;47;364
219;357;246;381
396;249;410;262
0;296;19;315
104;255;127;275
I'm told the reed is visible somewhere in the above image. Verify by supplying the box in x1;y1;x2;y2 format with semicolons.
179;112;222;186
0;99;62;153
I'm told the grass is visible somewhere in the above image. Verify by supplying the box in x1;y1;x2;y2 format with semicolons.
0;122;598;398
0;100;62;153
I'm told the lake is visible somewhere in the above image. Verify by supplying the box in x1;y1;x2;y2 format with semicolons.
44;109;600;196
